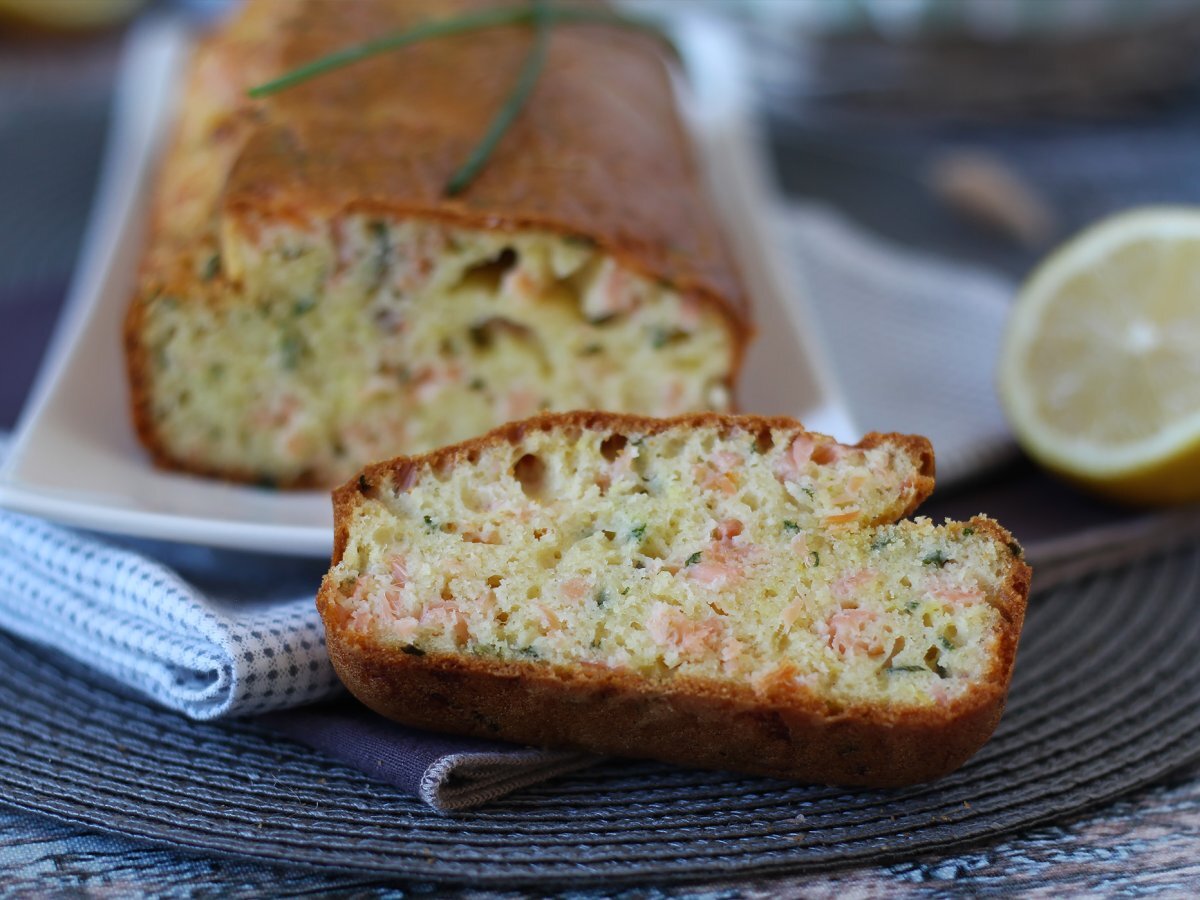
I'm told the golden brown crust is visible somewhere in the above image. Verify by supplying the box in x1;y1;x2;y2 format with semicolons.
317;412;1029;786
125;0;754;487
330;410;937;561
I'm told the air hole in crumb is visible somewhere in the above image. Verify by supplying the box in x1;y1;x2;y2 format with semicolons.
924;645;939;670
603;530;616;541
513;453;547;500
440;585;454;601
640;536;668;560
600;433;628;462
460;485;486;513
461;247;517;291
467;449;480;464
525;585;541;600
884;636;906;667
755;429;775;454
922;612;933;628
924;645;947;677
487;575;502;588
469;316;532;350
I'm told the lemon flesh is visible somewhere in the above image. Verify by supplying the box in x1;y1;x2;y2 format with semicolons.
999;207;1200;505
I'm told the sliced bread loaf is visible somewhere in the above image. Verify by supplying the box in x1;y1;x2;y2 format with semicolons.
125;0;748;489
317;412;1029;785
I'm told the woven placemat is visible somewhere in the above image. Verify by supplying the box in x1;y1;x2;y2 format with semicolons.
3;544;1200;887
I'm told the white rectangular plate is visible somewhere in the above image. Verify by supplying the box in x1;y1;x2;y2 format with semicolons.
0;14;853;557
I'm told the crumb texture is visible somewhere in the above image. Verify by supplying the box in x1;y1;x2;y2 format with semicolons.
327;418;1018;711
137;221;734;486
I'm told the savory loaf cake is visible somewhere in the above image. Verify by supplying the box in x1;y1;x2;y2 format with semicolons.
317;413;1031;786
124;0;750;488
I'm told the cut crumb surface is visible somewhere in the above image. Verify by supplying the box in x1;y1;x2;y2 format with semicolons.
136;218;735;487
328;418;1018;711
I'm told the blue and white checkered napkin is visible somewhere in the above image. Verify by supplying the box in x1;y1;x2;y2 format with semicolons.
0;505;339;720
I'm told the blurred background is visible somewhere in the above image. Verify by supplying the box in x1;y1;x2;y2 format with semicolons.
5;0;1200;423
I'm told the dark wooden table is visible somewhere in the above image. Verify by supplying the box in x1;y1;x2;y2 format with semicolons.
5;14;1200;896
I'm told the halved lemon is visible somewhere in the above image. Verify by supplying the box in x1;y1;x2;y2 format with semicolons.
999;207;1200;505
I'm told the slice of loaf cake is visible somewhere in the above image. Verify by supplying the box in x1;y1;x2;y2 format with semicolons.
125;0;749;488
317;413;1030;786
